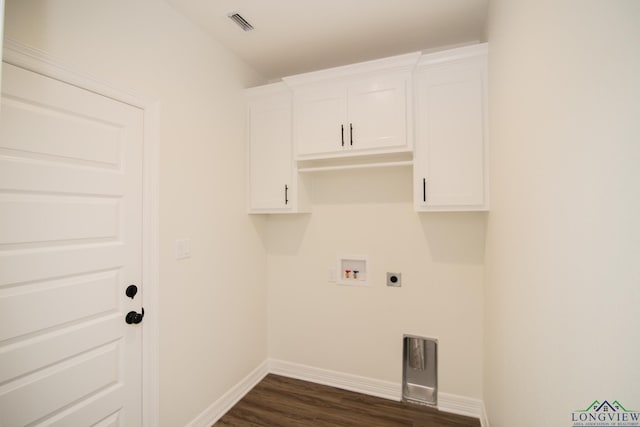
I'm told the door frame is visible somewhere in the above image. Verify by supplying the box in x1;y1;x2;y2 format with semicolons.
2;37;160;427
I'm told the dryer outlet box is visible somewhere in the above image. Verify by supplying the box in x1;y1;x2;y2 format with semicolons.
387;272;401;287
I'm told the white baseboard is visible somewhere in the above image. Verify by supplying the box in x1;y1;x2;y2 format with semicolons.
269;358;401;401
439;391;485;421
480;401;490;427
269;359;486;423
185;361;269;427
187;358;488;427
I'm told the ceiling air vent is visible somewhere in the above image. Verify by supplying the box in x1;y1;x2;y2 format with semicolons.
227;12;254;32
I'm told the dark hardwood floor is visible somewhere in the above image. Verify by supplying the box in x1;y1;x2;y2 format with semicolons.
215;374;480;427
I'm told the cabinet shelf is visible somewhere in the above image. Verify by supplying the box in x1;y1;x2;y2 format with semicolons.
298;160;413;173
297;151;413;173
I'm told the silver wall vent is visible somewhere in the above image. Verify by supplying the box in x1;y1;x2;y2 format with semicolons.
227;12;254;31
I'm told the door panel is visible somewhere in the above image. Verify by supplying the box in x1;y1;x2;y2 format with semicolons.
0;344;120;426
0;271;119;341
0;62;143;426
1;96;122;166
0;315;122;384
0;194;120;245
420;62;485;207
249;93;292;210
348;75;407;151
294;83;347;156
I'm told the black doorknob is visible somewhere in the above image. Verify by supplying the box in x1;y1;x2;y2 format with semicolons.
125;285;138;299
125;308;145;324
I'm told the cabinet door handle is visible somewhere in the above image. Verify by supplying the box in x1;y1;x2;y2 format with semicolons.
341;124;344;147
423;178;426;202
350;123;353;146
285;185;289;205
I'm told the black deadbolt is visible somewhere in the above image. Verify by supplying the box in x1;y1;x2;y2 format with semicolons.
126;284;138;299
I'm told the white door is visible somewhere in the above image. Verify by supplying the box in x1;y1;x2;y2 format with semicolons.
348;74;408;152
0;62;144;426
414;56;486;210
294;83;347;157
248;89;293;211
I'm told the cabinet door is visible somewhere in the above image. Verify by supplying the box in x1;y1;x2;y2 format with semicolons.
248;94;293;211
348;74;408;152
294;83;348;157
414;55;487;210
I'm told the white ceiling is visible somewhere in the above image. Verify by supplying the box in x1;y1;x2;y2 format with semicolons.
164;0;489;80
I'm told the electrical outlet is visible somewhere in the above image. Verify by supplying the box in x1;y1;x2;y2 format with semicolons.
386;272;401;287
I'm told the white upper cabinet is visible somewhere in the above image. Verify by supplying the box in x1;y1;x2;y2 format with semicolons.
246;83;309;213
292;73;409;158
285;52;419;161
245;45;490;214
292;82;347;157
347;74;408;152
413;44;489;211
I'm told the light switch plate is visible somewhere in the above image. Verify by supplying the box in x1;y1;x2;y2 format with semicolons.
175;239;191;260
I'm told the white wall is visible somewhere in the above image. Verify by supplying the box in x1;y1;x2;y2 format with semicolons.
3;1;267;426
266;166;485;399
485;1;640;425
